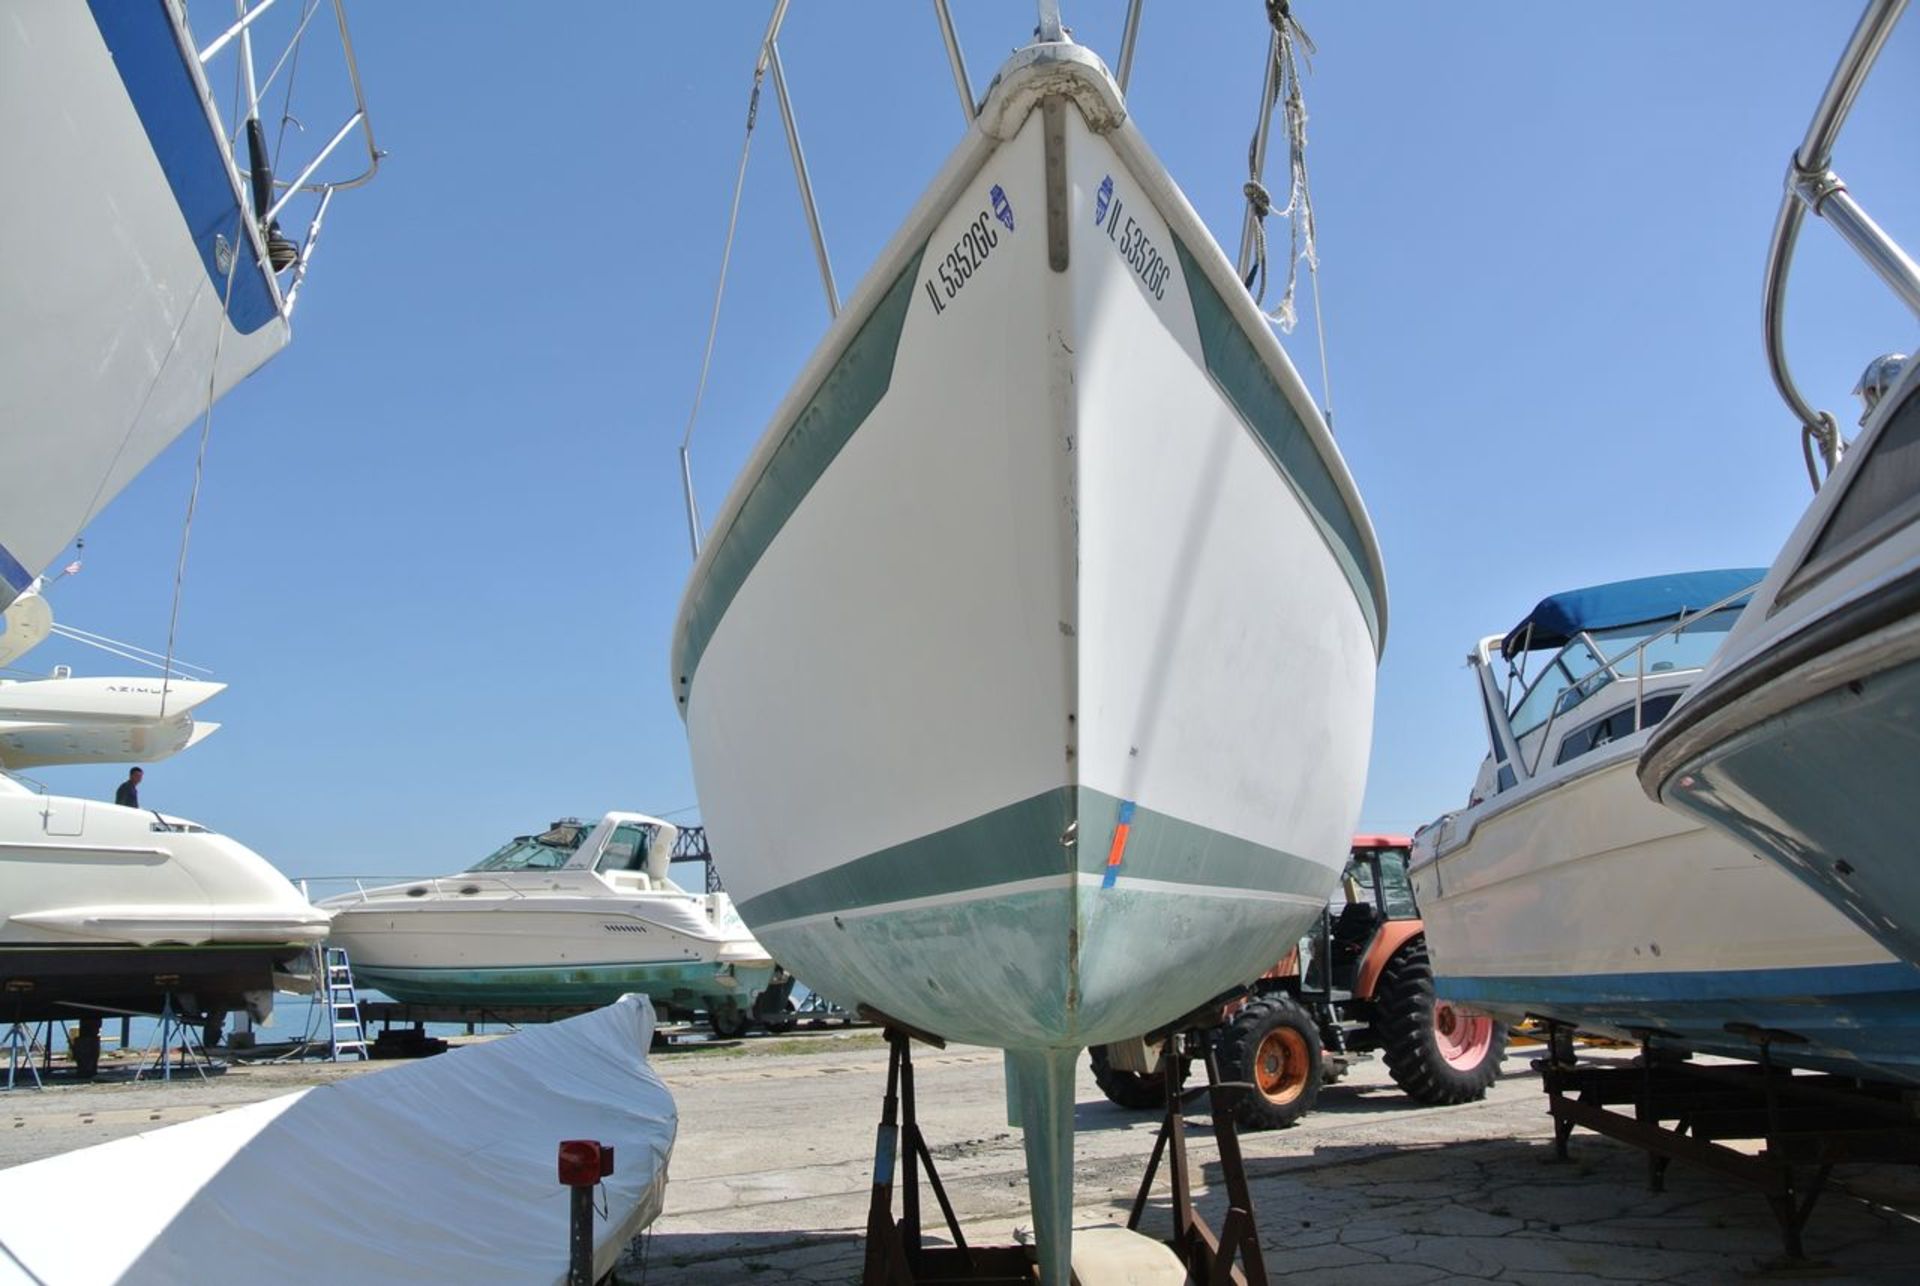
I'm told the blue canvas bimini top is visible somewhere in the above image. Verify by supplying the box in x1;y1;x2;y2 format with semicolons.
1500;569;1766;659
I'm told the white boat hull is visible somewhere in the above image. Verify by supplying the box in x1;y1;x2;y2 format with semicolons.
674;48;1382;1056
1415;741;1920;1085
0;2;288;608
0;779;326;1020
324;882;775;1009
672;43;1384;1284
0;675;224;769
1644;370;1920;968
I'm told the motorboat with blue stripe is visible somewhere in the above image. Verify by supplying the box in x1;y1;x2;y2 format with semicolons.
1412;570;1920;1087
319;814;788;1037
1641;0;1920;971
0;0;377;613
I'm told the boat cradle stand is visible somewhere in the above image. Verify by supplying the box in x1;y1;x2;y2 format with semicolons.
858;1007;1038;1284
855;1003;1267;1285
1124;1014;1269;1286
1536;1020;1920;1264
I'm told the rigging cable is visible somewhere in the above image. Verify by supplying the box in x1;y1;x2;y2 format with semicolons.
678;27;779;561
158;58;257;719
1241;0;1337;427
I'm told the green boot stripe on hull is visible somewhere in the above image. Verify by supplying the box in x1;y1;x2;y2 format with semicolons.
737;786;1330;928
1171;233;1384;650
673;249;927;698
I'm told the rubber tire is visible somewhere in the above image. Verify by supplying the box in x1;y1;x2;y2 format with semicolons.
707;1000;749;1039
757;999;799;1033
1215;994;1323;1130
1374;937;1507;1105
1088;1045;1167;1111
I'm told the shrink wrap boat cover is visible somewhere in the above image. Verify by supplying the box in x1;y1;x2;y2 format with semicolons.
0;994;675;1284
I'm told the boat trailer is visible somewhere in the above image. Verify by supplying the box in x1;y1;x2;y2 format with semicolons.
1537;1022;1920;1262
857;1002;1269;1284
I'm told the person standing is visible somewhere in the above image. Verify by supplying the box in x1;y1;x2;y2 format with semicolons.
114;766;143;809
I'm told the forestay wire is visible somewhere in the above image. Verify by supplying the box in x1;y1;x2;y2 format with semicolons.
1241;1;1336;427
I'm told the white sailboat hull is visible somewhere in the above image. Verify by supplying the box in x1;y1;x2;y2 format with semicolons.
674;46;1384;1055
1415;740;1920;1085
0;1;289;608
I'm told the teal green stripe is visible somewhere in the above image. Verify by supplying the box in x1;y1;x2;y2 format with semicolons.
673;249;927;700
738;786;1332;927
1171;236;1385;649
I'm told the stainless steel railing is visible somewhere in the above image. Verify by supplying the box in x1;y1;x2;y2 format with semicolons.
1762;0;1918;488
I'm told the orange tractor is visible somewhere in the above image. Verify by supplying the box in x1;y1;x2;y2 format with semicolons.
1090;836;1506;1129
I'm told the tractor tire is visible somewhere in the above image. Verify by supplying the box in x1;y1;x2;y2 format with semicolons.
1215;995;1323;1130
1373;937;1506;1105
1088;1045;1167;1111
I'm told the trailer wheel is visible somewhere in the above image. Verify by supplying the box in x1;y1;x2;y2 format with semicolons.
1216;995;1323;1130
1374;937;1506;1105
706;999;749;1039
1088;1045;1167;1111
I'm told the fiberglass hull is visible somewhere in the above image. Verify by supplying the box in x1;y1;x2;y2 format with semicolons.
0;2;290;610
1415;742;1920;1086
672;45;1384;1058
1643;375;1920;969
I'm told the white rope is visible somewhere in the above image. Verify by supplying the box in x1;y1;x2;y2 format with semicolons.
1243;2;1336;426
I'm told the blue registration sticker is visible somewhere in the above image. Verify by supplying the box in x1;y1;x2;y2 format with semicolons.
991;184;1015;232
1093;175;1113;227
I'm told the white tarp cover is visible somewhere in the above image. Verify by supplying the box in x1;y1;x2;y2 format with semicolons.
0;994;675;1285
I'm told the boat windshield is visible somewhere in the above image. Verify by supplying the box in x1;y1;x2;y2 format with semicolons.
466;820;592;873
1507;606;1742;739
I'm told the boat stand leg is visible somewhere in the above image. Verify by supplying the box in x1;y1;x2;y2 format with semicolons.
861;1022;1026;1286
1133;1031;1264;1285
1202;1043;1268;1285
862;1032;915;1283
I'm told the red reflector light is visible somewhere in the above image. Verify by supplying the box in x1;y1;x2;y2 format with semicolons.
558;1139;606;1187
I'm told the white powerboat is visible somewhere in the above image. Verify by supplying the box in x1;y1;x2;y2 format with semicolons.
321;813;785;1034
671;16;1384;1278
1413;571;1920;1086
0;772;330;1038
0;1;376;612
1641;0;1920;970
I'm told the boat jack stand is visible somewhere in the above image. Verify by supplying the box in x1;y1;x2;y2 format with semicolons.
858;1012;1036;1285
2;1020;45;1091
134;994;213;1084
1126;1028;1268;1285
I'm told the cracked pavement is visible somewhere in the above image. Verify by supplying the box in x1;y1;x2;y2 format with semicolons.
620;1035;1920;1284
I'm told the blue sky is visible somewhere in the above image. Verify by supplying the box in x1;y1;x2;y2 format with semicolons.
22;2;1918;879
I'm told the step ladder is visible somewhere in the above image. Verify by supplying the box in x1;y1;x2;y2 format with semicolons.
322;947;369;1062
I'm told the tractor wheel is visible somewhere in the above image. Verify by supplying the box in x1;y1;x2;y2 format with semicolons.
1088;1045;1167;1111
1373;937;1506;1105
1216;995;1323;1130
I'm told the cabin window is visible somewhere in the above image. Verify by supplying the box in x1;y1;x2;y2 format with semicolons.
1553;692;1682;766
467;820;590;873
595;823;657;874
